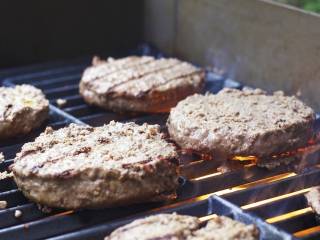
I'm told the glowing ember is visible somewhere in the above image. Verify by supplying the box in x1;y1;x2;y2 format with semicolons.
231;138;319;163
231;156;257;162
294;225;320;237
148;172;304;218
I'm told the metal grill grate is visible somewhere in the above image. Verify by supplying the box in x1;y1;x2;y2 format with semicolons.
0;45;319;240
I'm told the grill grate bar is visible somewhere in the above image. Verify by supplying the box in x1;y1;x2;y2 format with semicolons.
0;203;161;240
0;203;62;229
179;168;299;201
0;160;14;172
2;65;86;86
43;84;79;95
0;178;17;192
223;167;320;207
47;200;211;240
46;88;80;100
33;75;81;89
273;211;316;234
48;196;292;240
246;193;308;220
0;190;28;207
49;105;85;125
298;226;320;239
64;105;105;118
78;113;127;126
0;45;318;239
52;95;85;109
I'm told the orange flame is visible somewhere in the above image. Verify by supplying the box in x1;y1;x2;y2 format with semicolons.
231;156;257;162
294;226;320;237
231;138;319;164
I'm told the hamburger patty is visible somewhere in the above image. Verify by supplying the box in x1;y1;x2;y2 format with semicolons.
305;186;320;215
12;121;178;209
0;85;49;139
167;88;315;162
79;56;204;113
105;213;259;240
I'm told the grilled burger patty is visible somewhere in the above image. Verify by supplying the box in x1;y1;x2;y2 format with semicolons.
12;121;178;209
0;85;49;139
105;213;259;240
167;88;315;162
79;56;204;113
305;186;320;215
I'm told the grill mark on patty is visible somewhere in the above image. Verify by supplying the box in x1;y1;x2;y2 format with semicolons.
137;71;203;98
2;104;13;119
82;56;155;83
73;146;92;155
14;122;178;179
121;159;153;169
110;63;202;97
58;169;75;179
30;156;64;174
18;146;43;158
90;59;182;94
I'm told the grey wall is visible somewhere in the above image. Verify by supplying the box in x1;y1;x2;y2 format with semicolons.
0;0;144;68
1;0;320;110
144;0;176;55
145;0;320;111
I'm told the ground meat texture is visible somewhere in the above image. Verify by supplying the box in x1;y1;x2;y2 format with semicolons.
167;88;315;164
305;186;320;215
12;121;178;209
79;56;204;113
0;84;49;139
105;213;259;240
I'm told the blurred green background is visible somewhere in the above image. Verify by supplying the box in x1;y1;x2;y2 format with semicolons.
274;0;320;13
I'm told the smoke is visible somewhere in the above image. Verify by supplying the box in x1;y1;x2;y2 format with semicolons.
205;47;244;81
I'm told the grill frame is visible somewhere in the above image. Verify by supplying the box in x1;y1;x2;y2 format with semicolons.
0;44;319;240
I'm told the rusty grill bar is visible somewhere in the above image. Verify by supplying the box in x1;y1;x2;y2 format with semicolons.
0;45;319;240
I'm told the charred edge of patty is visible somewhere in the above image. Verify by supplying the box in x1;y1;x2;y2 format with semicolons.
79;74;204;113
13;158;179;209
0;106;49;140
167;113;315;161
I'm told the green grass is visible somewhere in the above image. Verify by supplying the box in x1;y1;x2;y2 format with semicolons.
274;0;320;13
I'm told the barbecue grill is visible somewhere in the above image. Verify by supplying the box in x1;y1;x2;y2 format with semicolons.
0;44;319;240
